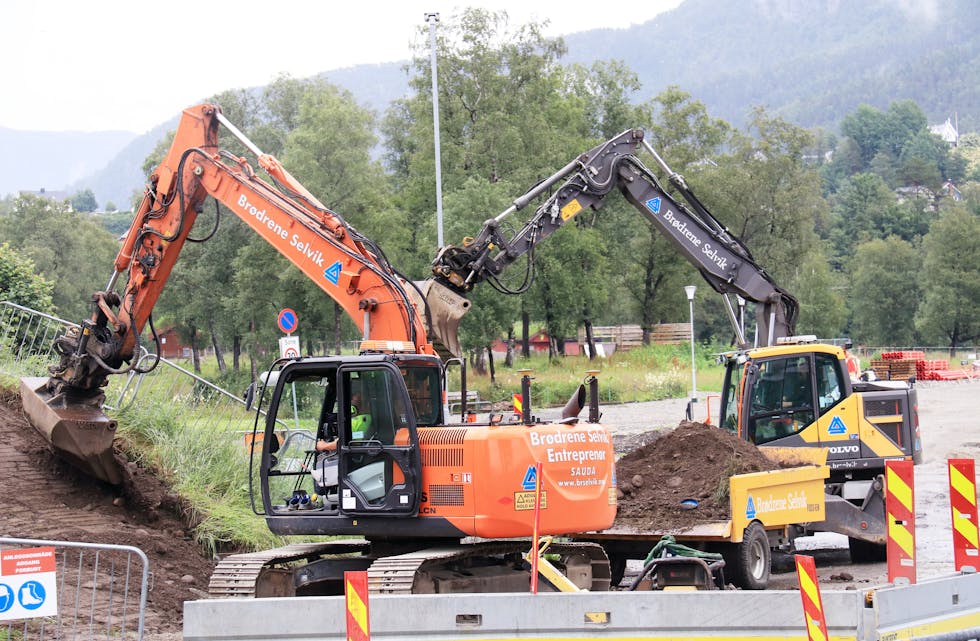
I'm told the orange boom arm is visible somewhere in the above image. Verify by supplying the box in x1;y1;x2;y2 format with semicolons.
50;103;436;394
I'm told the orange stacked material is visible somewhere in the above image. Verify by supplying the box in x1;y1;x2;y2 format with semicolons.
929;369;975;381
916;359;949;380
881;350;925;360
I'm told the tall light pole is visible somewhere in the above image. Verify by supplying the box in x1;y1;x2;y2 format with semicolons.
736;295;746;340
425;12;444;249
685;285;697;421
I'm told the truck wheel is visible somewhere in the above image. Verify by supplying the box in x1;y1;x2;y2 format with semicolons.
848;537;886;563
727;522;770;590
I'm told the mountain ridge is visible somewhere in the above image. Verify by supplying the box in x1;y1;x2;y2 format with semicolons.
5;0;976;208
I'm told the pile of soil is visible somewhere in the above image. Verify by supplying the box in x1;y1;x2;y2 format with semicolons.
613;421;779;532
0;389;215;637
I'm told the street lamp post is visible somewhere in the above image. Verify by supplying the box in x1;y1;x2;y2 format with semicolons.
425;12;444;249
684;285;697;421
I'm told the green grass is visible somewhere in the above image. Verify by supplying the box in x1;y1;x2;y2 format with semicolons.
457;342;725;407
112;398;282;557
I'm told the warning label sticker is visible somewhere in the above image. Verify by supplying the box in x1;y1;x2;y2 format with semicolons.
1;548;55;576
514;491;548;511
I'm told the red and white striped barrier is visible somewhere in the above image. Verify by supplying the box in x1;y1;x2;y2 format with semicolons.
948;458;980;572
885;459;917;584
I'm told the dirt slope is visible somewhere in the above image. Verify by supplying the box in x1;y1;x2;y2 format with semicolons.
0;390;215;637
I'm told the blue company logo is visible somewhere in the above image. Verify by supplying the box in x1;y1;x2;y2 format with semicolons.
0;583;13;613
645;197;662;214
323;261;342;285
745;496;757;519
827;416;847;435
522;465;538;491
18;581;46;610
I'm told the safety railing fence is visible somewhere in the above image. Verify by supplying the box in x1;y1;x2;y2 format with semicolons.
0;537;148;641
0;301;261;441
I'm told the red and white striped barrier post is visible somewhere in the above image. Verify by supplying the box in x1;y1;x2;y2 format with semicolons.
795;554;829;641
948;458;980;572
345;570;371;641
885;459;916;584
530;461;543;594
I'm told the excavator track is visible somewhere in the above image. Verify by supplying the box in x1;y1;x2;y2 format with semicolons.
208;539;610;597
367;540;612;595
208;540;369;598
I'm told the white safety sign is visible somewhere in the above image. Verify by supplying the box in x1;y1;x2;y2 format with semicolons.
279;335;301;359
0;547;58;621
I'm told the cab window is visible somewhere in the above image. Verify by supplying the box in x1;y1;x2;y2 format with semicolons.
343;369;405;446
720;361;744;433
748;356;815;444
815;353;844;414
399;365;441;427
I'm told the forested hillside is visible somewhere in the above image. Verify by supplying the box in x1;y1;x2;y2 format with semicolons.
564;0;980;129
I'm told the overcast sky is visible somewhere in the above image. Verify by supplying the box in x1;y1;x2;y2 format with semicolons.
1;0;682;133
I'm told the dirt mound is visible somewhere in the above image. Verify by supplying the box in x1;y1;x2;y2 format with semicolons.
613;421;779;532
0;390;215;636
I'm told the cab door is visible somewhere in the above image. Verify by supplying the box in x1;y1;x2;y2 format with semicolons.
335;363;421;516
810;352;865;464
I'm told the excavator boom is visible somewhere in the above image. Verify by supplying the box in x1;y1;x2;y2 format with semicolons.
21;103;465;483
432;128;797;346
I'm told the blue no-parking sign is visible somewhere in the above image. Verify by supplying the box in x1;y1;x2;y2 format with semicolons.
277;308;298;334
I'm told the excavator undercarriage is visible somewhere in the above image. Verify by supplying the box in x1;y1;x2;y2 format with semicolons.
208;539;611;597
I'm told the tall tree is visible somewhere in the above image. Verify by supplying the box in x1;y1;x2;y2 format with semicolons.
0;194;118;319
145;77;385;373
840;104;889;167
526;224;608;360
849;237;921;346
612;87;729;343
695;108;827;334
0;243;54;312
280;79;391;353
70;188;98;213
828;172;904;261
790;250;847;339
915;205;980;354
382;8;639;359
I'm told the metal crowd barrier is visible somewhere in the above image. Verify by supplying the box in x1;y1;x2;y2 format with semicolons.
0;537;149;641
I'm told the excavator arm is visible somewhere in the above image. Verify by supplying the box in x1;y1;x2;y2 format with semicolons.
22;103;469;483
431;128;798;346
47;103;443;397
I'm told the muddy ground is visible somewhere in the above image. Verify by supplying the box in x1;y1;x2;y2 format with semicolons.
0;380;976;637
0;389;214;639
613;421;780;529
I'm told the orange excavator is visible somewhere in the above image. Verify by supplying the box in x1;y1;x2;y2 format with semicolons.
20;103;802;596
20;103;619;596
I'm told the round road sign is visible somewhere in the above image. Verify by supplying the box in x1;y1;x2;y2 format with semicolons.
277;308;298;334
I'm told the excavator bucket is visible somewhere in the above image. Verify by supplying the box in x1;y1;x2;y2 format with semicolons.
19;377;122;485
411;280;471;360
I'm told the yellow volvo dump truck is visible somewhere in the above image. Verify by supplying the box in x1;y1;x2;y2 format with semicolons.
577;448;829;590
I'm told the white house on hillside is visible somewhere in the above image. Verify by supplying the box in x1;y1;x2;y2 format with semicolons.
929;117;959;147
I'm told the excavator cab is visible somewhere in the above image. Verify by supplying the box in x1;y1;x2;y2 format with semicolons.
719;343;920;480
254;355;426;527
